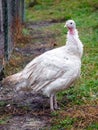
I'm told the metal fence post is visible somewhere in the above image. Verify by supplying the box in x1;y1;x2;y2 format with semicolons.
2;0;9;61
21;0;25;23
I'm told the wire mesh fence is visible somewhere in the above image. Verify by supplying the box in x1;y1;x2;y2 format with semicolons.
0;0;25;73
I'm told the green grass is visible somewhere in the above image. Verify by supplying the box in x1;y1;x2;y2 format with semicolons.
86;122;98;130
50;117;76;130
0;118;7;125
25;0;98;129
0;115;10;125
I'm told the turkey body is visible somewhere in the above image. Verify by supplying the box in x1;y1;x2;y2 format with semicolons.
22;45;81;97
2;20;83;111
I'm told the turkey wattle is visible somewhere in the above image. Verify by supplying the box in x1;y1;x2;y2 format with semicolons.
2;20;83;111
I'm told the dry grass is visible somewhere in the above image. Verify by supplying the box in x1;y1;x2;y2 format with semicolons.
51;103;98;129
11;16;32;45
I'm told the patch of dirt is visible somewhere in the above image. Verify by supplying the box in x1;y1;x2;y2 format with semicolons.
0;88;52;130
0;116;47;130
26;18;66;29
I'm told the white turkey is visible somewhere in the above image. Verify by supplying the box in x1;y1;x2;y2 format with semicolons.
2;20;83;111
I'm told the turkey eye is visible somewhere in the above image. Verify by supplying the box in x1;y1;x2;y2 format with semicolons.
70;22;72;24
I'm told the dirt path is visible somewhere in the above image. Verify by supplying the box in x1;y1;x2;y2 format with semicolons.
0;21;60;130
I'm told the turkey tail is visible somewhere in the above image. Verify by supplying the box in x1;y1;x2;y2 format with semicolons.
2;71;28;91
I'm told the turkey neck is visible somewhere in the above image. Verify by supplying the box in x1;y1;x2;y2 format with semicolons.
66;28;83;58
